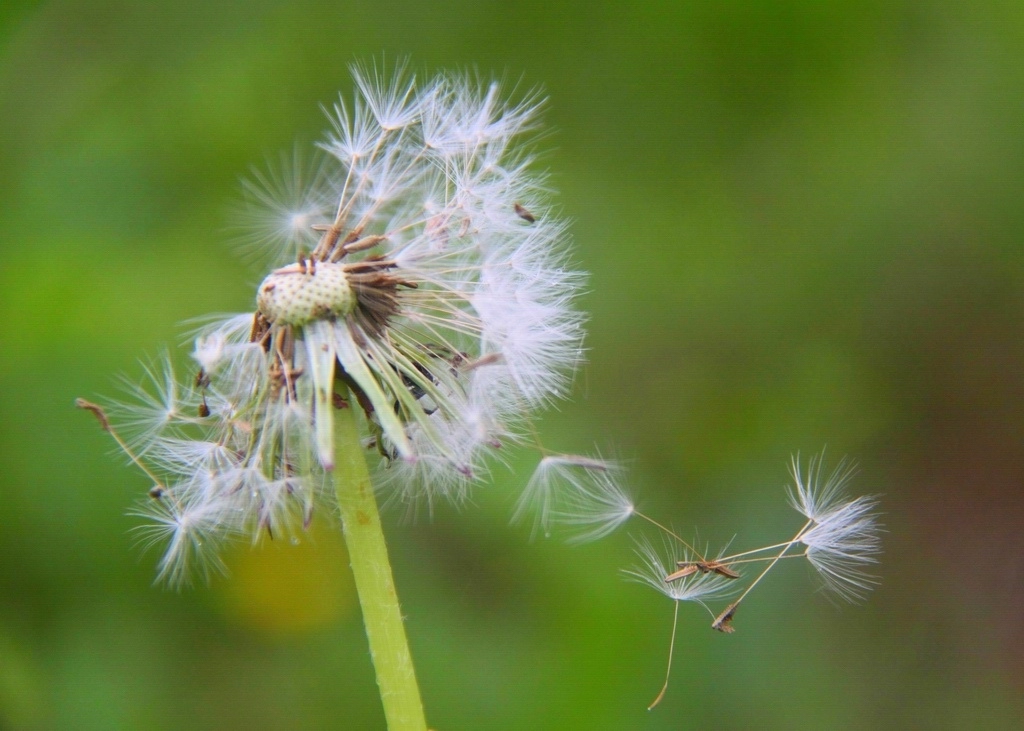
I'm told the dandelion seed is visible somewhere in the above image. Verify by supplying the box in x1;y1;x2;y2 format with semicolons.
789;451;882;601
513;203;536;223
131;485;233;587
664;564;698;581
625;536;736;606
670;559;741;580
513;454;634;542
711;602;738;634
787;450;858;523
107;354;188;452
231;147;335;271
625;536;737;709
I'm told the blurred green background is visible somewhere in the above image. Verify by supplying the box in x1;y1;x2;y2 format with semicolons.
2;1;1023;729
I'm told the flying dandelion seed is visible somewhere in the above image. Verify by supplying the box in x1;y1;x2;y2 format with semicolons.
625;452;882;708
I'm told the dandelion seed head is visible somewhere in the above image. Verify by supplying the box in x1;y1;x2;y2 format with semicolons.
256;262;356;326
100;62;587;583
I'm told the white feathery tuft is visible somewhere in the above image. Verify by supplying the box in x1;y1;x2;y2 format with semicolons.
790;452;883;602
513;454;634;542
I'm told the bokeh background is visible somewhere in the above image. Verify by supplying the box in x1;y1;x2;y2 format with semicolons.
2;1;1023;729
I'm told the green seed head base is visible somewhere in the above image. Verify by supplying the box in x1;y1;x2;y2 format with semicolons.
257;262;355;326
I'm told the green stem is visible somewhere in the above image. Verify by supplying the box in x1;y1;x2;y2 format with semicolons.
332;390;428;731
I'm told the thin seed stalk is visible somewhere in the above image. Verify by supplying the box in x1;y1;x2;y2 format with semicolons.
332;387;427;731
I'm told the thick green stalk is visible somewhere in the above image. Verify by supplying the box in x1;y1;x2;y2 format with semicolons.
332;391;428;731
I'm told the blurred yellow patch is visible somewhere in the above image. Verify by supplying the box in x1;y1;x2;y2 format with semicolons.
216;521;355;636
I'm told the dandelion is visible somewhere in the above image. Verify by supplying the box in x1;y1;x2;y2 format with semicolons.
81;62;592;731
85;63;585;581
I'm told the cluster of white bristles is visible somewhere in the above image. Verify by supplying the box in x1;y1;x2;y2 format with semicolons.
624;452;881;708
94;64;636;585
